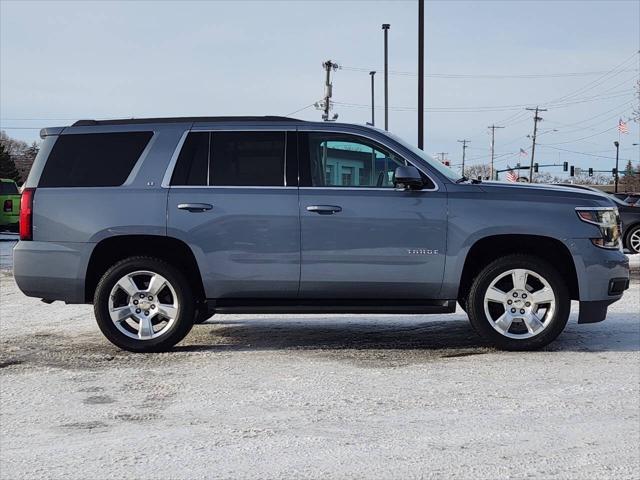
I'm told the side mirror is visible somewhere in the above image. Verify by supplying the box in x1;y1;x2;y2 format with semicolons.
394;165;423;190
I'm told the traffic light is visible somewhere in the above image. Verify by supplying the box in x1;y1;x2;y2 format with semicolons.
563;161;568;172
588;168;593;177
570;166;575;177
612;168;617;176
534;163;539;173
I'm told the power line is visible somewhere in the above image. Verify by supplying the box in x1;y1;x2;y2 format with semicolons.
543;124;620;146
339;66;638;79
538;144;635;162
464;50;639;144
332;90;632;114
284;104;315;117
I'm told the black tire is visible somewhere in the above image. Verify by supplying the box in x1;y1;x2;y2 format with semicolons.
466;254;570;351
624;224;640;254
94;256;195;352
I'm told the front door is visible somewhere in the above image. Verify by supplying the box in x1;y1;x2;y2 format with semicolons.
167;129;300;299
298;131;447;299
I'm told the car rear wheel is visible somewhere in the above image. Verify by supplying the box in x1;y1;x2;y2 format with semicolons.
94;256;195;352
626;224;640;254
466;254;570;350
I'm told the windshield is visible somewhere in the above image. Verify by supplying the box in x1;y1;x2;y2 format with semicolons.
381;130;460;182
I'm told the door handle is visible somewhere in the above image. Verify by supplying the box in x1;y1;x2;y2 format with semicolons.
177;203;213;213
306;205;342;215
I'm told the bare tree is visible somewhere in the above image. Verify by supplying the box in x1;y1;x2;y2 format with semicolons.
0;131;39;184
464;163;492;180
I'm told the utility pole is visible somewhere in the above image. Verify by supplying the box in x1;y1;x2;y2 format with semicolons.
417;0;424;149
436;152;448;166
382;23;391;131
317;60;339;121
369;71;376;126
457;139;470;177
488;125;504;180
614;140;620;193
526;106;547;182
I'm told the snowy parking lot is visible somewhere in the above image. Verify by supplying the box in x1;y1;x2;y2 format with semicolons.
0;241;638;479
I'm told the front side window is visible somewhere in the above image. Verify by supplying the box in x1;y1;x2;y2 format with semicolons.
170;131;286;187
303;133;407;188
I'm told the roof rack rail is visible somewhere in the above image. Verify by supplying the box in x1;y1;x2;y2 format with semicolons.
72;116;302;127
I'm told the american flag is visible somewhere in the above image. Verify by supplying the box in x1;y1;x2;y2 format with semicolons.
506;165;519;183
519;148;528;157
618;118;629;134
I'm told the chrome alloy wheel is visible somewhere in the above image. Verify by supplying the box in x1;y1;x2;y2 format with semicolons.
483;268;556;340
630;228;640;254
108;270;179;340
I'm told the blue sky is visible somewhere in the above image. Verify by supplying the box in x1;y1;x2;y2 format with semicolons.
1;0;638;176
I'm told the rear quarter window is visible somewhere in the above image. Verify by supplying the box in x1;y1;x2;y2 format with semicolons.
38;132;153;187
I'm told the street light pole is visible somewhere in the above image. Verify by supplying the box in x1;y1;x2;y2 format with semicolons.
417;0;424;149
614;140;620;193
382;23;390;131
369;71;376;126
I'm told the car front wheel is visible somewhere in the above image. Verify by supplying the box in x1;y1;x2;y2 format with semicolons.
466;254;570;350
94;256;195;352
626;224;640;254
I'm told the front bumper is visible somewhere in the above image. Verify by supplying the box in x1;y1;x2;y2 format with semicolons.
568;238;630;323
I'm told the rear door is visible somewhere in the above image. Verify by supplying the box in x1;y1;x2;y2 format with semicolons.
298;130;447;299
167;128;300;299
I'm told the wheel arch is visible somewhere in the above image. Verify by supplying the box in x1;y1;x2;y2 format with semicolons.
85;235;206;303
457;234;579;304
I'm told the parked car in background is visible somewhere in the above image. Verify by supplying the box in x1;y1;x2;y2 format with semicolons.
13;117;629;352
612;192;640;205
622;194;639;206
559;184;640;254
611;196;640;254
0;178;20;231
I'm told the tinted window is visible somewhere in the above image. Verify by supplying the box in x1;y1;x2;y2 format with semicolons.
170;131;286;187
39;132;152;187
170;132;209;186
210;132;284;186
0;182;19;194
304;133;406;188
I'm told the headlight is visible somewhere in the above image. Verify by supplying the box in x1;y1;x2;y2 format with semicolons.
576;207;621;249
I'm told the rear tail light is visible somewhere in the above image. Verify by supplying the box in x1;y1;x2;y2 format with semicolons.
19;188;35;241
3;199;12;212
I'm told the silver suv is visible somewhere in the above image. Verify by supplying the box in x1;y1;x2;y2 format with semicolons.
14;117;630;352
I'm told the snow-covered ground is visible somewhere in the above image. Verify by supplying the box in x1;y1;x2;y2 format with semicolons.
0;252;638;479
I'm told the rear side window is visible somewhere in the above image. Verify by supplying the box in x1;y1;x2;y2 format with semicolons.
39;132;153;187
0;182;19;194
170;131;286;187
169;132;209;186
